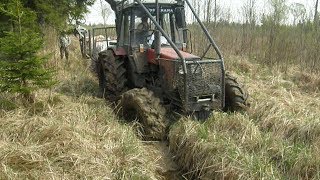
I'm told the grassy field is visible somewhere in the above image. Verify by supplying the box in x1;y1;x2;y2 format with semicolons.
0;34;319;179
169;57;320;179
0;42;167;179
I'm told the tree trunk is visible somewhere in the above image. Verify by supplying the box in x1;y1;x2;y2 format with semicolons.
99;0;106;26
214;0;217;27
207;0;212;23
315;0;319;24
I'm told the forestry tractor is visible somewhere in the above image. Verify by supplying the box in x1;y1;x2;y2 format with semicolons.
94;0;249;140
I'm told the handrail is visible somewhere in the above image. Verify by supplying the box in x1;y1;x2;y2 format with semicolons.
185;0;223;60
201;44;211;60
92;27;116;30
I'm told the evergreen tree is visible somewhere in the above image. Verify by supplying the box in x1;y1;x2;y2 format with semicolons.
0;0;54;101
23;0;94;28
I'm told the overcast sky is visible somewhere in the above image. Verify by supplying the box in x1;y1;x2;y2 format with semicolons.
85;0;316;25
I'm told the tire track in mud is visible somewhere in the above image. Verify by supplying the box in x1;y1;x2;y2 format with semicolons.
75;52;185;179
116;88;188;179
143;141;184;180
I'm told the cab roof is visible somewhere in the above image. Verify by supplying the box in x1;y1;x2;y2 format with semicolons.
114;0;184;10
114;0;180;4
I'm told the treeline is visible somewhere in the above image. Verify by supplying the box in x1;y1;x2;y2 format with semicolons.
189;0;320;72
0;0;94;33
0;0;93;101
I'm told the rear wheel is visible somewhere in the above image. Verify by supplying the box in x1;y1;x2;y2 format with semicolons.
120;88;169;140
224;72;249;111
97;50;127;101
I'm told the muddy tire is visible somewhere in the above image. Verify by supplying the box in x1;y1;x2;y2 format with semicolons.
90;57;99;74
120;88;169;140
194;110;212;120
97;50;127;101
224;72;249;111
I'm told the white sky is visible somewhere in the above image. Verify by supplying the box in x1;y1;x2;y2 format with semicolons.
85;0;316;25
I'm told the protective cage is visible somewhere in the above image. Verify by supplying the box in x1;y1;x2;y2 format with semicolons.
160;59;224;111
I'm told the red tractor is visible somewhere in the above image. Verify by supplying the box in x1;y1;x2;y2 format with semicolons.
97;0;249;140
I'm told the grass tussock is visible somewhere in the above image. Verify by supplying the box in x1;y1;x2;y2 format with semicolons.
169;57;320;179
0;97;161;179
0;91;161;180
169;115;281;180
170;115;320;179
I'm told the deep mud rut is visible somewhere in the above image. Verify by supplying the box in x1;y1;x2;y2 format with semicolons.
143;141;184;180
83;53;184;179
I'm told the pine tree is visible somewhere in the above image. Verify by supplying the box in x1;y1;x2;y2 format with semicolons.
22;0;94;28
0;0;54;101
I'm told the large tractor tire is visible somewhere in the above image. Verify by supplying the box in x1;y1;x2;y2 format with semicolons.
120;88;169;140
194;110;212;121
224;72;249;111
97;50;127;101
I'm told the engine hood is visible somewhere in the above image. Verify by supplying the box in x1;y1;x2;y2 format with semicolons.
147;48;200;64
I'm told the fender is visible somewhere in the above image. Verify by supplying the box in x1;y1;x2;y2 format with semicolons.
99;47;126;56
147;47;199;63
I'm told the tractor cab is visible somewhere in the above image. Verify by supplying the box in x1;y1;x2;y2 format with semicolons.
116;1;187;54
112;0;224;113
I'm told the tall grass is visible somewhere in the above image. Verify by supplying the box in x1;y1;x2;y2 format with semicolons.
0;32;163;179
1;25;319;180
188;23;320;73
168;57;320;179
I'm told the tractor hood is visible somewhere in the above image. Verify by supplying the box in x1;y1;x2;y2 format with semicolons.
147;48;199;64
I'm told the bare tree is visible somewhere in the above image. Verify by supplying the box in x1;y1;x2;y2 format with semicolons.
206;0;212;23
213;0;219;26
100;0;111;26
266;0;288;64
270;0;288;26
190;0;196;22
242;0;257;25
315;0;319;24
241;0;257;56
290;3;306;25
197;0;201;21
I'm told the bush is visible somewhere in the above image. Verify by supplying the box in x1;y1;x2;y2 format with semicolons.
0;0;54;101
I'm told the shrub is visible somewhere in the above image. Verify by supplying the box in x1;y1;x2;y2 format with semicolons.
0;0;54;101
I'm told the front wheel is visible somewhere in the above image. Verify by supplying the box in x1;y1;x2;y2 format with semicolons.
224;72;249;111
193;110;212;121
119;88;169;140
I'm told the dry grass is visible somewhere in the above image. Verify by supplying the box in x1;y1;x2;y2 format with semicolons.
168;57;320;180
0;94;161;179
0;35;162;179
1;27;320;180
169;115;281;180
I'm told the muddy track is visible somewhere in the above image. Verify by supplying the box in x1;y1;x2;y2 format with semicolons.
143;141;184;180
